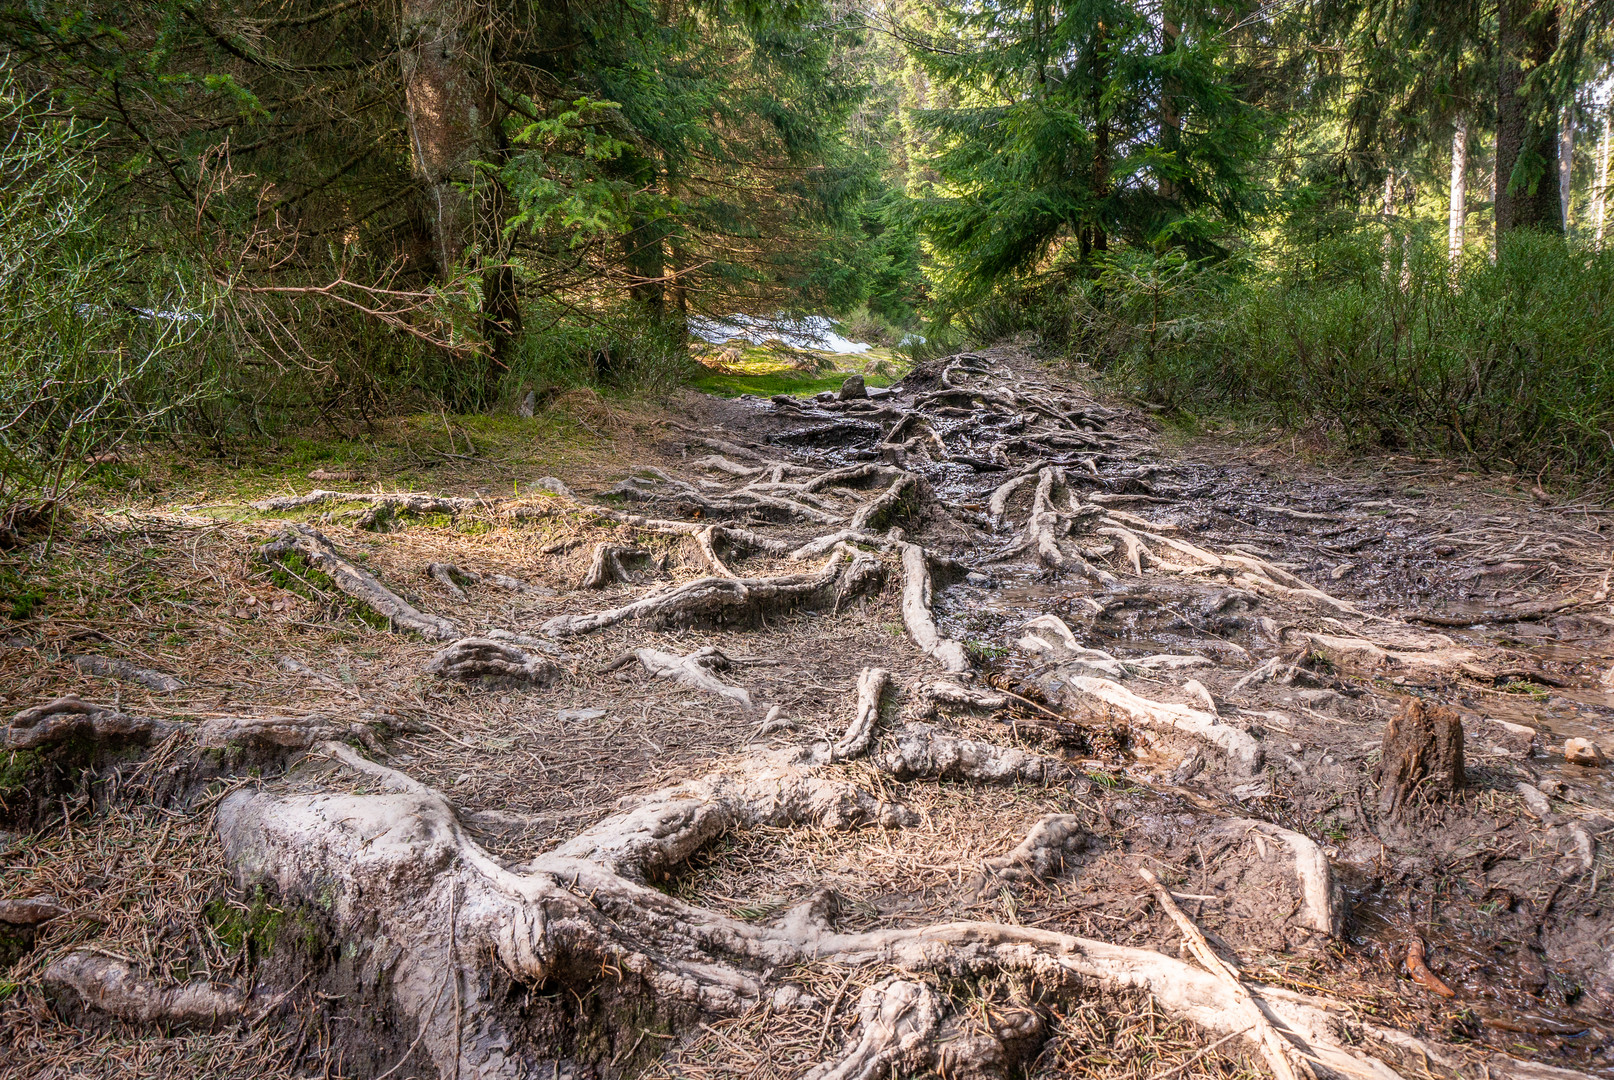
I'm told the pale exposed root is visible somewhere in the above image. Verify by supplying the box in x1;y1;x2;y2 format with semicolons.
250;489;480;516
602;646;754;711
787;528;890;561
806;980;951;1080
0;895;67;926
195;712;382;753
259;525;460;640
1016;616;1129;679
988;470;1038;525
980;814;1087;884
43;951;257;1028
830;667;891;760
609;468;841;524
428;561;469;598
1225;819;1342;938
917;681;1007;717
4;696;175;751
580;542;651;588
898;542;970;673
1280;628;1478;673
426;637;564;687
209;705;1464;1080
68;655;183;693
849;472;921;533
1137;867;1306;1080
428;562;552;599
543;747;915;880
544;545;883;638
882;723;1071;784
1062;676;1264;775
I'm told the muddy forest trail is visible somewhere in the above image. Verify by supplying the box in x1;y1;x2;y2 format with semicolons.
3;345;1614;1080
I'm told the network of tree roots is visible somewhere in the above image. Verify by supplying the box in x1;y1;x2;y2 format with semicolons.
3;346;1613;1080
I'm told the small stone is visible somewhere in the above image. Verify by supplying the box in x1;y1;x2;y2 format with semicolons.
557;707;608;723
1564;738;1605;767
837;374;867;400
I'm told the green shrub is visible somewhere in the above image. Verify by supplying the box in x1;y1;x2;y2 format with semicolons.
1042;233;1614;475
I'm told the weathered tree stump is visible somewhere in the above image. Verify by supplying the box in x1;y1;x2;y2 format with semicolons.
1376;697;1465;818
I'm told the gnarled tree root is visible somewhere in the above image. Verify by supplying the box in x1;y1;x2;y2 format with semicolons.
426;638;564;687
259;525;460;640
542;544;883;637
43;951;258;1029
601;646;755;711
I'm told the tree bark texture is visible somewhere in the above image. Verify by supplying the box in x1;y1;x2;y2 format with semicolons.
1495;0;1562;237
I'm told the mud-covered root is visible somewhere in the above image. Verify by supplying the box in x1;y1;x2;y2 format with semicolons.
1375;696;1465;819
580;542;652;588
427;637;565;687
915;680;1007;718
42;951;258;1029
602;646;755;711
829;667;891;760
4;696;176;751
259;524;460;640
543;544;884;637
1222;819;1342;938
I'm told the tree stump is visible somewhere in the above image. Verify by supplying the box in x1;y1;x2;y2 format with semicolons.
1376;697;1465;818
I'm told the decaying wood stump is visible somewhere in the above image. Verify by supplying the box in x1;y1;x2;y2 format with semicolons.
1376;697;1465;818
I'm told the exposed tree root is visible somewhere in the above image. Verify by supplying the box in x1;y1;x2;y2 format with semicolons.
200;697;1454;1080
250;490;481;516
68;655;183;693
1061;676;1264;775
1222;819;1342;937
43;951;257;1028
5;696;174;751
260;525;460;640
543;544;882;637
580;542;652;589
601;646;755;711
898;542;970;673
426;638;565;687
849;472;921;533
882;722;1071;784
426;563;551;599
980;814;1088;884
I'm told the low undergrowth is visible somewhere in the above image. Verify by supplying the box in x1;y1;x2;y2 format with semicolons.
998;233;1614;479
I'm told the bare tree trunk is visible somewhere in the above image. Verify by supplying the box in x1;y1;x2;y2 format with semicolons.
1495;0;1563;238
1157;7;1181;203
1561;105;1574;230
1449;117;1469;274
399;0;513;398
1595;103;1611;249
1382;168;1397;277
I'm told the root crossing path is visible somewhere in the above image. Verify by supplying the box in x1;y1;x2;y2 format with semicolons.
5;345;1614;1080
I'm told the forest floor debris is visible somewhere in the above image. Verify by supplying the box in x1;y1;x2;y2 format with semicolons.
2;344;1613;1080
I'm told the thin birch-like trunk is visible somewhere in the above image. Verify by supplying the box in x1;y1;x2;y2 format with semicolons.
1560;106;1573;230
1449;118;1469;274
1596;105;1611;249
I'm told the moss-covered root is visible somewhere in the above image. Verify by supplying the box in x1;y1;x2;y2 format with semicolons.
258;524;460;640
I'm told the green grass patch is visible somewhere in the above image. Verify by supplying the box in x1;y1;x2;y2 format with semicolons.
691;340;907;398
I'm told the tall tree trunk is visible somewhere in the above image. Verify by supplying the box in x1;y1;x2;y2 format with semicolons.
399;0;514;399
1595;103;1611;249
1382;168;1397;276
1560;105;1573;230
1157;7;1181;203
1495;0;1563;238
1449;117;1469;273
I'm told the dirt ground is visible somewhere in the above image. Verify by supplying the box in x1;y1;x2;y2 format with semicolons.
2;344;1611;1080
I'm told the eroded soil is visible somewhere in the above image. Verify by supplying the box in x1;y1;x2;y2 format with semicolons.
2;344;1611;1080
